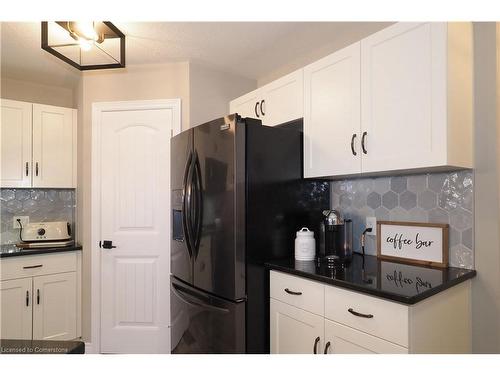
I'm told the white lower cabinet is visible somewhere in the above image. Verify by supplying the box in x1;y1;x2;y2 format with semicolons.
0;277;33;339
270;299;324;354
0;252;81;340
270;270;471;354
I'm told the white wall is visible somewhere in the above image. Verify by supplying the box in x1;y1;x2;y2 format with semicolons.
189;62;256;126
1;77;75;107
471;22;500;353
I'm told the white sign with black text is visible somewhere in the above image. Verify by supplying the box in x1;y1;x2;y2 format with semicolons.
377;221;448;268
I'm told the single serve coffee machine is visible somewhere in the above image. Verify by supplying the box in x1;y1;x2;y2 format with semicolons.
319;210;353;263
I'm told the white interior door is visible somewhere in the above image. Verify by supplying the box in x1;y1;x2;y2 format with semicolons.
96;100;180;354
0;99;32;188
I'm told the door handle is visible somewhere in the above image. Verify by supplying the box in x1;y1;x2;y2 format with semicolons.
100;240;116;249
324;341;331;354
361;131;368;154
192;152;203;260
254;102;260;118
284;288;302;296
350;134;357;156
260;100;265;116
37;289;40;305
348;307;373;319
313;336;320;354
171;282;229;314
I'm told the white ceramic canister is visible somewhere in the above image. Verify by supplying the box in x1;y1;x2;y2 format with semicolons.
294;227;316;261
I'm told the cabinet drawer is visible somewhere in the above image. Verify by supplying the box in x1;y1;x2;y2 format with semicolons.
270;271;324;315
325;319;408;354
325;285;409;347
0;252;77;281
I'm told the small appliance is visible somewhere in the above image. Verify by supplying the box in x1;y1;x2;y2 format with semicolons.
17;221;73;248
319;210;353;263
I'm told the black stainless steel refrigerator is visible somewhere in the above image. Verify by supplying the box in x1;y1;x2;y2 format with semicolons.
170;114;329;354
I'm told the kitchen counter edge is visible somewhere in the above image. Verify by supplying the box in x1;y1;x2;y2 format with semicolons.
0;244;83;258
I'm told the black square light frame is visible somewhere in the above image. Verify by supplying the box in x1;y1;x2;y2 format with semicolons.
41;21;126;71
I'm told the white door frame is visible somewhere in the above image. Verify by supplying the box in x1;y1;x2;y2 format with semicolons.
90;99;181;353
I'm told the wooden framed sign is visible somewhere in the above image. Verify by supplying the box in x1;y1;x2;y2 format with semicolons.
377;221;449;268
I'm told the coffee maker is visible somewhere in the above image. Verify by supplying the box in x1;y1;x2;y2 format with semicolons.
319;210;353;263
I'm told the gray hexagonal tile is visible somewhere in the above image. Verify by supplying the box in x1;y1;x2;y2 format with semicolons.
400;190;417;210
449;245;473;269
332;182;343;195
449;227;460;247
428;173;447;193
462;190;473;212
374;207;390;221
407;175;427;193
418;190;437;210
428;207;449;224
31;190;45;200
390;176;407;193
356;179;374;194
449;207;473;231
6;199;22;213
462;228;473;250
1;189;15;201
367;192;381;209
59;191;73;201
46;190;59;202
15;190;31;201
373;178;390;194
390;207;409;221
382;191;398;210
339;193;353;209
353;191;366;209
409;207;428;222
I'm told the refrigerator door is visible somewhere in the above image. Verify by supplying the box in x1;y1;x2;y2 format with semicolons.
171;129;194;284
170;276;246;354
192;115;246;301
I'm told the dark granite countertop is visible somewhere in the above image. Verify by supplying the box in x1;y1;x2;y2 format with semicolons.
0;243;82;258
266;254;476;304
0;339;84;354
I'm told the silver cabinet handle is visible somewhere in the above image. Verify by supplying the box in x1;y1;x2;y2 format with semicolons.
254;102;260;118
313;336;320;354
324;341;331;354
361;132;368;154
260;100;265;116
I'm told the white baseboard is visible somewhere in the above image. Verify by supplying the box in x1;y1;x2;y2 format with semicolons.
84;342;96;354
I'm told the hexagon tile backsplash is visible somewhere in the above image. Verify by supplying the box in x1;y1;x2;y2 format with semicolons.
0;188;75;245
331;171;474;269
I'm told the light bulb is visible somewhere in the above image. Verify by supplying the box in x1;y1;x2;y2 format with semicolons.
73;21;98;41
78;38;93;51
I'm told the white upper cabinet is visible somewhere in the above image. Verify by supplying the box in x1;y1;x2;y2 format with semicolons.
32;104;76;188
230;70;303;126
0;99;32;188
360;22;473;174
304;43;361;178
0;100;77;188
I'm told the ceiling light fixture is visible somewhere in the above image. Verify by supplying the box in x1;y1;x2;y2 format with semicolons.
41;21;125;70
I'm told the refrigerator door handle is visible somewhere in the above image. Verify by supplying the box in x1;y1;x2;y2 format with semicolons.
171;281;230;314
183;153;194;258
192;151;203;259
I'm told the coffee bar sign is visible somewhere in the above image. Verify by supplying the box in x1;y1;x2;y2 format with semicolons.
377;221;449;268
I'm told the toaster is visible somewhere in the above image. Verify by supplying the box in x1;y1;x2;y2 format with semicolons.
21;221;72;242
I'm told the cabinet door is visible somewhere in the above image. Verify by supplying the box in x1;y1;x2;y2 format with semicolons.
32;104;76;188
33;272;77;340
324;319;408;354
0;277;33;339
270;298;324;354
303;43;361;178
229;89;261;119
0;99;32;188
361;22;447;173
260;70;303;127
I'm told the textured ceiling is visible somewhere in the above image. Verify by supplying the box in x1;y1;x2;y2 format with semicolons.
1;22;392;89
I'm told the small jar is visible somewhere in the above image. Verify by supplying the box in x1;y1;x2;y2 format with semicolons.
294;227;316;261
